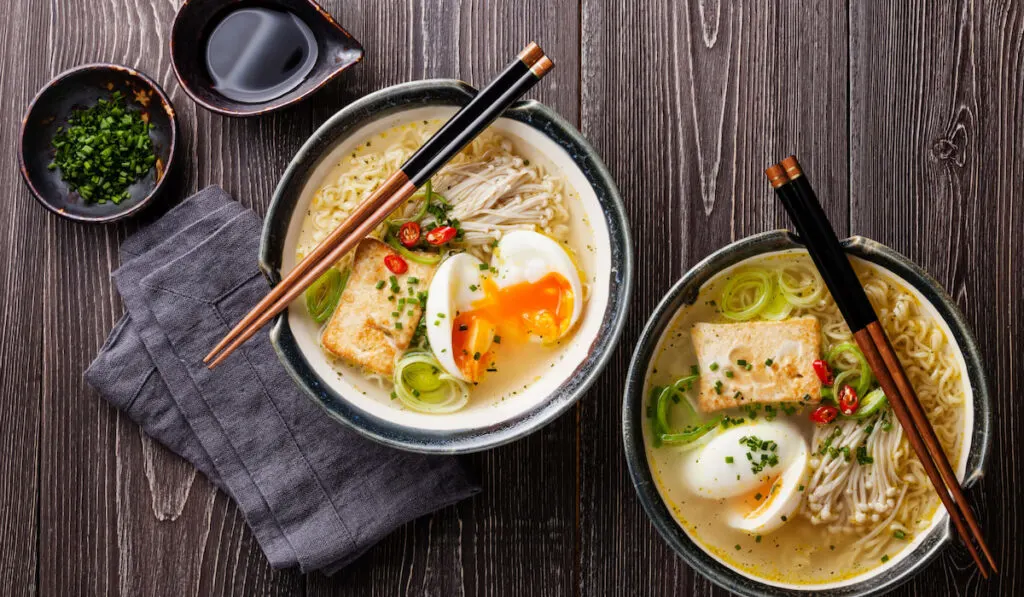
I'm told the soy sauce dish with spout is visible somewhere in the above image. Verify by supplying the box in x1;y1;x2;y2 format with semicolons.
623;231;991;596
260;80;632;453
170;0;363;116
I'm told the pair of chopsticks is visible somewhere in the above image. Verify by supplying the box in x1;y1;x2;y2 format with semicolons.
204;43;554;368
765;157;997;578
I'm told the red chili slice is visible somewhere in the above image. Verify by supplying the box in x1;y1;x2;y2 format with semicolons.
809;405;838;424
837;384;859;416
397;222;421;247
384;253;408;274
426;225;457;246
812;359;835;385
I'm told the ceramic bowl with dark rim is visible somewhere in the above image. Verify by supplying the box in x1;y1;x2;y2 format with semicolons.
622;230;991;596
260;79;632;453
171;0;363;117
19;63;178;223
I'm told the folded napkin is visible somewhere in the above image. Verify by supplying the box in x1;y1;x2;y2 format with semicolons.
85;186;479;574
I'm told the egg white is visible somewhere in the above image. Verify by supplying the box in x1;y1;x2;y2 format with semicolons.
681;420;809;534
425;253;486;381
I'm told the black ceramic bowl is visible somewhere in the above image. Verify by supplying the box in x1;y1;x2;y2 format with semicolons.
622;231;992;596
260;80;633;453
19;64;178;223
171;0;363;117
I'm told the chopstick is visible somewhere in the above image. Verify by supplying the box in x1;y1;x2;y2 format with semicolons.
764;157;997;578
204;43;554;368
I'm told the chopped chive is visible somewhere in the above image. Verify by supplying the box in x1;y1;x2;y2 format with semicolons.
765;358;774;366
725;456;734;464
709;362;719;371
375;280;385;290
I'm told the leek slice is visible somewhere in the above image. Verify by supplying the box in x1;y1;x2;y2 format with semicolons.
777;263;826;307
388;180;432;225
652;374;718;447
826;342;873;397
305;268;348;324
721;270;774;321
843;388;888;419
386;234;442;265
393;352;469;413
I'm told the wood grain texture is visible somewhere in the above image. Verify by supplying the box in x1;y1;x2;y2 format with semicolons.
850;1;1023;594
0;0;1020;596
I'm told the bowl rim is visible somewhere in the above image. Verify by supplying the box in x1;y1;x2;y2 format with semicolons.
169;0;364;117
18;62;179;224
621;229;992;596
259;78;634;453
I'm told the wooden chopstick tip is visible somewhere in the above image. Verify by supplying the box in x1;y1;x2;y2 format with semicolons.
764;163;788;188
780;155;802;179
530;55;554;78
518;42;545;66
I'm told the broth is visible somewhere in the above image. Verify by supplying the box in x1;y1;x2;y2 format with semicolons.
643;250;970;587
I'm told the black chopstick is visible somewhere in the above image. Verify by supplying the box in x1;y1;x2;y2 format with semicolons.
765;156;996;577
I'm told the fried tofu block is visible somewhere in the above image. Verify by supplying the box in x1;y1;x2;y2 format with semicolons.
321;239;437;377
691;317;822;412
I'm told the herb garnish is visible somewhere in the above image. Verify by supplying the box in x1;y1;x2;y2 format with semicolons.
49;91;157;204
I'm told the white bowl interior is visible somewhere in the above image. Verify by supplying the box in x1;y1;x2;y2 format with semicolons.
281;106;613;431
643;249;974;592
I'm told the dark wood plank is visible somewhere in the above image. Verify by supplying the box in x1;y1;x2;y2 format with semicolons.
577;1;848;595
849;1;1023;594
0;0;50;595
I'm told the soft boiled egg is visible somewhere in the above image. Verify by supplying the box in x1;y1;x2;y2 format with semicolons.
680;420;809;534
425;231;584;383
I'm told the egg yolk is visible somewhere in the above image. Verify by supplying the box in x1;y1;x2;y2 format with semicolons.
451;272;575;381
738;476;783;519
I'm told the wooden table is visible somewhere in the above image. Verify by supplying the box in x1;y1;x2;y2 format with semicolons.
1;1;1020;595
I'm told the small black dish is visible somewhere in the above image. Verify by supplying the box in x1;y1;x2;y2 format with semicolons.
19;63;179;224
170;0;363;117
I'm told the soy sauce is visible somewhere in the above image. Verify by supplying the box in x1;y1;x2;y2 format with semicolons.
204;7;318;104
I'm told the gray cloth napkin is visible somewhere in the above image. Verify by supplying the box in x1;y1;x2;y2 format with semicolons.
85;186;479;574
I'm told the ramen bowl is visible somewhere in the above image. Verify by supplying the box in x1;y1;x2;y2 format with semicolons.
622;230;991;596
261;79;631;453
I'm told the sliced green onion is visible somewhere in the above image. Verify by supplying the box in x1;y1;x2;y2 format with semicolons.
305;268;348;324
760;287;794;320
388;180;432;225
660;417;723;445
386;234;442;265
843;388;888;419
721;270;774;321
777;263;826;307
652;374;719;447
393;352;469;413
826;342;873;396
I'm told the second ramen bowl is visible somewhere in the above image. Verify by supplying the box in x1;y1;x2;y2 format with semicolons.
622;230;991;596
261;79;632;453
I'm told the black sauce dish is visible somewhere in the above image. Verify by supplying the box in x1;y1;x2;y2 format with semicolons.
19;63;179;224
171;0;363;117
